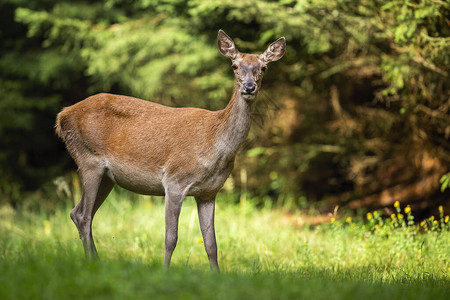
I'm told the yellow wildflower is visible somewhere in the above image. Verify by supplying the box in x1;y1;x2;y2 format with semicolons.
44;220;51;235
420;220;425;226
438;205;443;214
433;220;439;226
302;241;308;246
366;212;373;220
404;205;411;214
330;218;335;224
397;213;404;219
394;201;400;208
445;216;449;223
373;211;378;216
346;216;352;223
429;216;435;221
269;171;278;180
197;237;203;244
390;213;396;219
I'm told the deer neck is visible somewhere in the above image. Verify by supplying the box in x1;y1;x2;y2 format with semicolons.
215;84;252;159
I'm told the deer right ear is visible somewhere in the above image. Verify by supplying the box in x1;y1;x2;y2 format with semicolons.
218;30;238;59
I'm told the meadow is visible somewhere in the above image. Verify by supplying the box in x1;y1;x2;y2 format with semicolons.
0;189;449;300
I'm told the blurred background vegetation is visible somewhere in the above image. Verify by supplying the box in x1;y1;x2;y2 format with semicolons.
0;0;448;216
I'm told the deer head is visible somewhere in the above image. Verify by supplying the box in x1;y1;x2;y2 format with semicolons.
217;30;286;101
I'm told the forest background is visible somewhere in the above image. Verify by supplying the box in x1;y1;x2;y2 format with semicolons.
0;0;449;217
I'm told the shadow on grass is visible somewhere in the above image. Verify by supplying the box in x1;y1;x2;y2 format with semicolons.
0;251;449;300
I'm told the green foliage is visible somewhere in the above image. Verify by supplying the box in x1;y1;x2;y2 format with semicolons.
0;0;448;207
440;172;450;192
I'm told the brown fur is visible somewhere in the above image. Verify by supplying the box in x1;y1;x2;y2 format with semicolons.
56;92;241;197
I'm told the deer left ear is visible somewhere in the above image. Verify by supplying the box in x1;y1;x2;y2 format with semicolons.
261;37;286;63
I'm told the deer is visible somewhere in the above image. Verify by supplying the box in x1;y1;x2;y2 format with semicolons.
55;30;285;271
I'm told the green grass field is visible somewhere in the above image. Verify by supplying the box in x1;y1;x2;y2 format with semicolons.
0;190;449;299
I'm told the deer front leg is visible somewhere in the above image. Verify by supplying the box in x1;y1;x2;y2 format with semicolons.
196;197;219;271
163;190;184;269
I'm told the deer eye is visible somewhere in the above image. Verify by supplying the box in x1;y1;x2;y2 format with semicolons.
261;66;267;72
232;64;238;70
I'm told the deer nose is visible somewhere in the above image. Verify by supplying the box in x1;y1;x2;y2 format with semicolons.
243;82;256;94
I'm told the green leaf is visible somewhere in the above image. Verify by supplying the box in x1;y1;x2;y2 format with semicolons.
247;147;268;157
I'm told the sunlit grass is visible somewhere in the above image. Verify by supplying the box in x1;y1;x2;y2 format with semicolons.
0;192;449;299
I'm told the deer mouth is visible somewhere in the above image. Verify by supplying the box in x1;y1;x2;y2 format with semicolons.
241;93;257;100
241;88;258;99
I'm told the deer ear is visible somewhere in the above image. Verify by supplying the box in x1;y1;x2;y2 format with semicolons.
218;30;238;59
261;37;286;63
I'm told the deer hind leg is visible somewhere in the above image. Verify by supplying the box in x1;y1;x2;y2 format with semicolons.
70;161;114;259
196;197;219;271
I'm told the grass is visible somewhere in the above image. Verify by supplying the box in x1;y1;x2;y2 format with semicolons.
0;190;449;299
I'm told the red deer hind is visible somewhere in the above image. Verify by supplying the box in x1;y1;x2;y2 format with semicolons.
55;30;285;271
